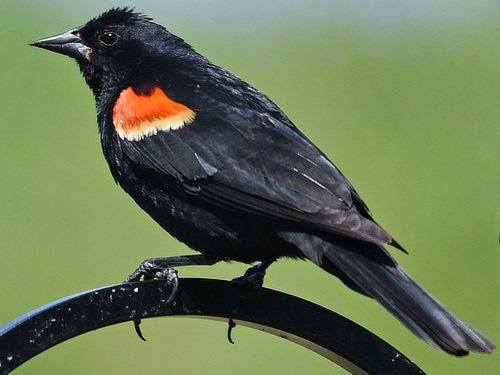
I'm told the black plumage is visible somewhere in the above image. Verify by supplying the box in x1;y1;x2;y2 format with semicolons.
30;7;494;355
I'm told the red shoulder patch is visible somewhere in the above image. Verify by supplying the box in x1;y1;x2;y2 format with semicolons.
112;86;196;141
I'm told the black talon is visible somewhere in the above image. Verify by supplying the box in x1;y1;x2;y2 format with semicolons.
134;319;147;341
227;318;236;344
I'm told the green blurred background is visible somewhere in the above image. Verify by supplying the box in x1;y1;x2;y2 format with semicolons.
1;0;499;374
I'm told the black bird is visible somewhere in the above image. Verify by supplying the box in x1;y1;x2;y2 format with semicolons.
30;8;494;356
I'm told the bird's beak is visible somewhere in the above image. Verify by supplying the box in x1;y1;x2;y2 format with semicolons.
29;26;92;61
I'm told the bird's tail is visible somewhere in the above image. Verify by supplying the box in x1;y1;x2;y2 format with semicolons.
279;231;495;355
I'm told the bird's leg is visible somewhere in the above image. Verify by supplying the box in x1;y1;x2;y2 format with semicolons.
125;254;214;282
124;254;215;340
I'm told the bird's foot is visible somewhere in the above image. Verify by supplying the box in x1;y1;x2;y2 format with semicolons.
228;261;274;343
125;259;181;341
125;259;179;303
125;258;175;281
231;263;268;288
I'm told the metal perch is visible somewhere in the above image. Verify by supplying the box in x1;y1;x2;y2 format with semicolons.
0;278;425;375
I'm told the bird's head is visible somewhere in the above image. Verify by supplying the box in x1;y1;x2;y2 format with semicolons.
30;7;195;96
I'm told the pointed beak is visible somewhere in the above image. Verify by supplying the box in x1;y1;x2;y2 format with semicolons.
29;26;92;61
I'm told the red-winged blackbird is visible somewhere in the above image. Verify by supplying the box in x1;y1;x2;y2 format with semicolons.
30;8;494;356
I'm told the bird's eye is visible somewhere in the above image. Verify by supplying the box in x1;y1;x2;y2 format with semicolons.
98;31;119;46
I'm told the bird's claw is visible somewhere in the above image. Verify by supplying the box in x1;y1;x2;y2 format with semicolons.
156;268;179;304
134;319;147;341
125;263;180;341
227;318;236;344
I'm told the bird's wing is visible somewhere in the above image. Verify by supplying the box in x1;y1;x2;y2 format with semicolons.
119;109;397;247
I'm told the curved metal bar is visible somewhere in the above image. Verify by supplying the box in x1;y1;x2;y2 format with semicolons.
0;278;425;375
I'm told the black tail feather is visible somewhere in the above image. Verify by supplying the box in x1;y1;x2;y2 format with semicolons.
280;231;495;355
